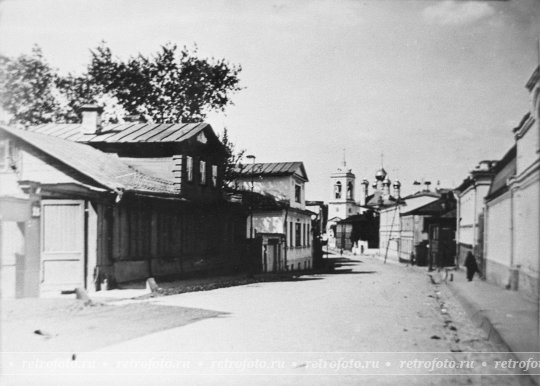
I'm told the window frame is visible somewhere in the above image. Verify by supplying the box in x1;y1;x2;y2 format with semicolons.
294;184;302;203
295;222;301;247
186;156;193;182
199;159;206;185
211;164;218;187
0;139;10;172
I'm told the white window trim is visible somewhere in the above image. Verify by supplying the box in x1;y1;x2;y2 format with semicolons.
186;156;193;181
212;164;218;187
200;160;206;184
0;139;9;172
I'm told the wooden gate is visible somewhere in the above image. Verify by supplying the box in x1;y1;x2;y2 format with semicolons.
41;200;85;293
429;224;456;269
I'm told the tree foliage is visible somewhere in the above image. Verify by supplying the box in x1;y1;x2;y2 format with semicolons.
0;44;245;186
220;128;246;190
0;43;242;125
0;46;62;125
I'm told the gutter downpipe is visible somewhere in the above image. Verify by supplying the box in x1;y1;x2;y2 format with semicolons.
472;182;477;259
453;190;461;269
283;201;289;270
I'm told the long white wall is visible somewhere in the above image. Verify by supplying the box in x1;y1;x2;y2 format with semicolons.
485;192;512;267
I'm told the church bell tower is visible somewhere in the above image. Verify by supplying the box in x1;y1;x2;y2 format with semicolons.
328;153;358;219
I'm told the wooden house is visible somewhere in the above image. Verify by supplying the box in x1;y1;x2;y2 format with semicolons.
0;111;247;297
234;162;314;272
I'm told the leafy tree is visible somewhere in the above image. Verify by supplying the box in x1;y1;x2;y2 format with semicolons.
88;42;242;123
220;128;246;190
0;46;62;125
0;42;242;125
0;44;246;182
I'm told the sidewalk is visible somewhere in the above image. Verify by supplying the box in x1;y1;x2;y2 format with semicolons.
445;268;540;383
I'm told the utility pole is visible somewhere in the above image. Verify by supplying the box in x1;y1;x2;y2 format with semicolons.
246;154;256;239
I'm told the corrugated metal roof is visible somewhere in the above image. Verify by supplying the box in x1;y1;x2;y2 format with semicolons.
238;162;308;181
24;122;209;143
1;125;177;195
487;145;516;200
120;157;174;183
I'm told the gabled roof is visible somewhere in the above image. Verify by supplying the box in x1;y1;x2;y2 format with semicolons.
401;190;441;200
120;157;173;182
486;145;516;201
25;122;211;144
237;162;309;182
0;125;177;196
237;190;287;211
338;213;376;224
400;196;456;217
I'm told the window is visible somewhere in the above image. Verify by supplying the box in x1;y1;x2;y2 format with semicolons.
212;165;218;187
295;222;301;247
197;132;207;143
0;140;8;171
295;184;302;203
0;140;19;173
347;181;353;200
289;221;293;247
307;224;310;246
335;181;342;199
200;160;206;184
186;156;193;181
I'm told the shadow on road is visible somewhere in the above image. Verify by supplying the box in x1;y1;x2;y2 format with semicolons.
327;269;377;275
322;256;378;276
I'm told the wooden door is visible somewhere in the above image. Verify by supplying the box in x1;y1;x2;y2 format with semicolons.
41;200;85;293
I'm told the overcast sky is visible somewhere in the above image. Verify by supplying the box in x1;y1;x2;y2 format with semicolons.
0;0;539;200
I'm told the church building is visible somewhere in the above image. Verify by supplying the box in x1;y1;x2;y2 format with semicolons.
326;159;400;252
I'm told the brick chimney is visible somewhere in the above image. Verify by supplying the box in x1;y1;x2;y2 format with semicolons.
80;104;103;135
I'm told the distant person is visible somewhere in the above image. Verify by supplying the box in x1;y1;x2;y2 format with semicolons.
464;252;479;282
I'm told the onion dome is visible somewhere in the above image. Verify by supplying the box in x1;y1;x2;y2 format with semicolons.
393;180;401;188
382;178;391;186
361;179;369;186
375;168;387;181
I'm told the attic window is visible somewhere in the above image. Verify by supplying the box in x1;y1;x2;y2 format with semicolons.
197;132;207;144
295;184;302;203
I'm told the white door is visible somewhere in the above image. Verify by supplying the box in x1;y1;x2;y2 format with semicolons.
41;200;85;293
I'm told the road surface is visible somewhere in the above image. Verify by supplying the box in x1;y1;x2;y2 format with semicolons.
2;254;532;385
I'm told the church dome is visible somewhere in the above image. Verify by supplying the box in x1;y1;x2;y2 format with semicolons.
393;180;401;188
382;177;391;186
375;168;387;181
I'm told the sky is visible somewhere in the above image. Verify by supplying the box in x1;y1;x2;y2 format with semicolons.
0;0;539;200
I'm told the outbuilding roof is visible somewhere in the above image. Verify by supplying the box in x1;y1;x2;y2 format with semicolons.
486;145;516;201
236;162;308;181
0;125;177;196
25;122;210;143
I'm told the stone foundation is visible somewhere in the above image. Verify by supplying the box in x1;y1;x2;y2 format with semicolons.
485;258;538;302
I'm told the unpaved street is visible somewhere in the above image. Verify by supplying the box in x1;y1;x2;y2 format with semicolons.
2;255;532;385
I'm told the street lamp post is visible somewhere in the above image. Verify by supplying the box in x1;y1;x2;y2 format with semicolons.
246;154;256;239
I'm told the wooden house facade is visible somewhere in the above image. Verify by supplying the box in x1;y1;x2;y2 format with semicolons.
234;162;314;272
0;112;247;297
